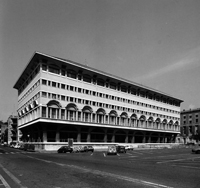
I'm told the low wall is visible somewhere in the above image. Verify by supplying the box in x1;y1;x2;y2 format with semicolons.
26;142;184;152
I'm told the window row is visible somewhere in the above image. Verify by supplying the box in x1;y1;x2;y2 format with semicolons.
18;65;40;95
41;79;180;115
41;91;180;121
19;79;40;103
41;63;181;107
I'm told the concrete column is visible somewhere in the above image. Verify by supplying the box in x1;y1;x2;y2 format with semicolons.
42;126;47;142
46;107;48;118
157;134;160;143
111;133;115;143
55;128;60;142
148;135;151;143
104;129;107;142
81;111;83;121
125;131;128;143
131;136;135;143
77;127;81;142
142;134;146;143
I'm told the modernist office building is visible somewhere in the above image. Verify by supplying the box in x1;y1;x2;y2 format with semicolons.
180;108;200;141
14;52;183;145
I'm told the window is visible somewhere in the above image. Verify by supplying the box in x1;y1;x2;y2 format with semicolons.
70;86;74;91
61;70;65;76
61;95;65;101
110;83;116;90
121;86;127;93
42;79;47;85
52;82;56;87
67;70;76;79
61;109;65;119
52;94;56;99
42;107;46;117
42;92;47;97
61;84;65;89
42;64;47;71
83;75;92;83
97;79;104;86
49;66;59;74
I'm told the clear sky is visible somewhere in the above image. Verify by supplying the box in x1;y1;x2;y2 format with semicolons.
1;0;200;121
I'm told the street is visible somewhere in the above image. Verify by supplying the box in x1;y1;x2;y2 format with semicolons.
0;146;200;188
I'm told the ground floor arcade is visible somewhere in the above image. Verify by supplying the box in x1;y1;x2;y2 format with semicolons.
19;121;177;144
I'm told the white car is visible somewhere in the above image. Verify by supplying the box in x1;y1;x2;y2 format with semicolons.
14;143;20;149
125;145;134;150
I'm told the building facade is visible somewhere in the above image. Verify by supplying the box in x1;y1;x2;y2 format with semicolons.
13;52;183;145
7;115;18;144
180;108;200;143
0;121;8;144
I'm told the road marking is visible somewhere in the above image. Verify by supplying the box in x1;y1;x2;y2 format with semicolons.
0;164;27;188
131;151;143;155
27;155;174;188
157;156;200;164
170;165;200;170
0;174;11;188
144;154;190;159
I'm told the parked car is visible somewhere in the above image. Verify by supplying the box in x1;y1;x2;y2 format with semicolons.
23;143;35;151
83;146;94;152
19;143;25;150
57;146;73;153
192;146;200;154
14;143;20;149
116;145;126;153
107;146;117;155
72;146;81;153
125;145;134;151
9;141;17;148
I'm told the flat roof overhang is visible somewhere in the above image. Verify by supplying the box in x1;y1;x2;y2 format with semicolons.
18;118;180;134
13;51;183;103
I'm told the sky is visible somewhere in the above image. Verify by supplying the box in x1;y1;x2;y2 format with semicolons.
1;0;200;121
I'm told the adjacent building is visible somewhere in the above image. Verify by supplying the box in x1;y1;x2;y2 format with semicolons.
180;108;200;143
13;52;183;147
7;115;18;144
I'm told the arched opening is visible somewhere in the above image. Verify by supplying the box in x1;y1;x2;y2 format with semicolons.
82;106;93;122
66;103;78;120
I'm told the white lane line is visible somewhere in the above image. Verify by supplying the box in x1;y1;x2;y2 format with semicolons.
26;155;173;188
0;174;11;188
157;156;200;164
144;154;190;159
0;164;27;188
170;165;200;170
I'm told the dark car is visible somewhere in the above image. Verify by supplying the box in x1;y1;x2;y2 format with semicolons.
83;146;94;152
192;146;200;154
23;143;35;151
116;145;126;153
57;146;73;153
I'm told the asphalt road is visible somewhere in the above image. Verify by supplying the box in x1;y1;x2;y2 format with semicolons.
0;145;200;188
